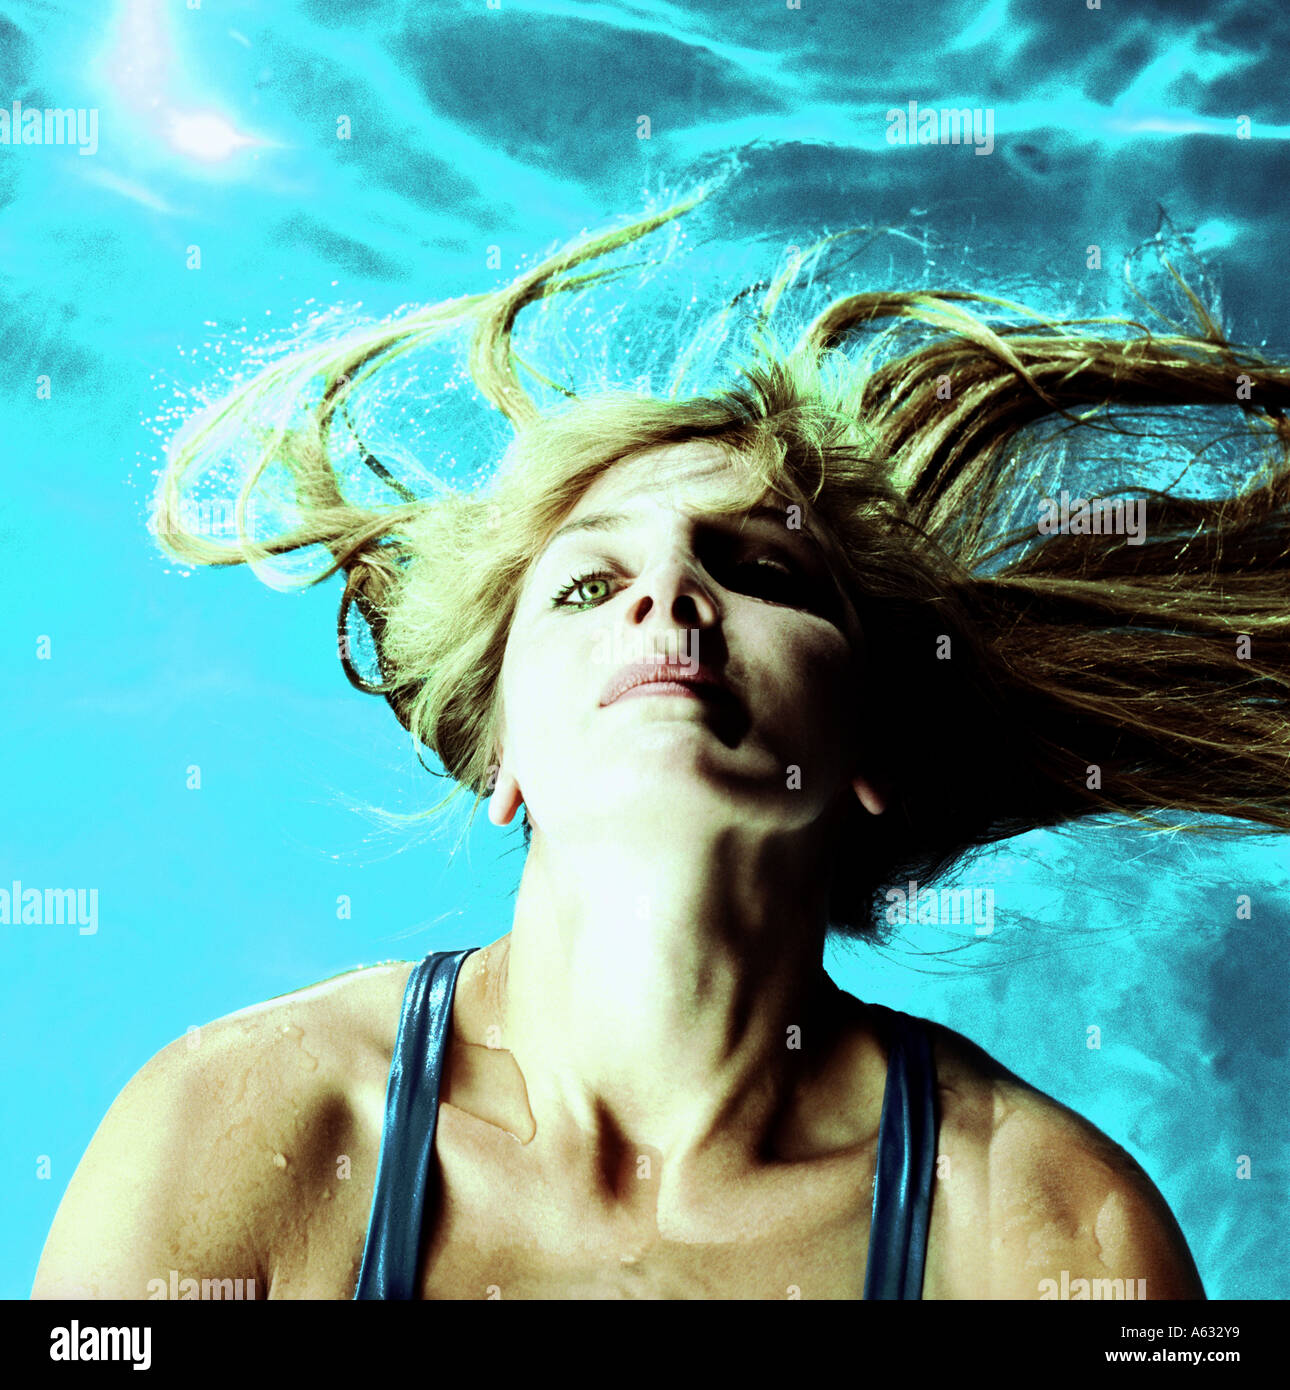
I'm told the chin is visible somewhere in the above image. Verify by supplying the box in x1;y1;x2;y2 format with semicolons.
593;732;742;782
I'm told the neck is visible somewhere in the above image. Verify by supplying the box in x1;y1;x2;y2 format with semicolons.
475;821;856;1215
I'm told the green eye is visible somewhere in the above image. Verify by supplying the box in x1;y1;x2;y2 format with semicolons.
552;570;615;609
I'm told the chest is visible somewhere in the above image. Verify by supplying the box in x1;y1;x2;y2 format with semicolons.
273;1018;971;1300
413;1104;890;1300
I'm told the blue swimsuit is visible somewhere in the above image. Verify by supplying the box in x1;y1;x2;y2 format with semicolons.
354;947;938;1299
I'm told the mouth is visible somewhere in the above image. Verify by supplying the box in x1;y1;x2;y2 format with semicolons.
611;679;725;706
600;659;734;709
599;658;748;748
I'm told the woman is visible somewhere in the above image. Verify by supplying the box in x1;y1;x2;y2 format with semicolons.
33;190;1288;1299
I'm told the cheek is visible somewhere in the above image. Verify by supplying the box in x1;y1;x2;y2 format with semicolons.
765;628;860;772
752;618;856;719
498;622;591;761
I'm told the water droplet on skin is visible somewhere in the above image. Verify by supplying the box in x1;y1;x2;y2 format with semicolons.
280;1022;319;1070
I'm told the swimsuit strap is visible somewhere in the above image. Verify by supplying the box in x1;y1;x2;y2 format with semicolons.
353;947;477;1300
863;1003;939;1299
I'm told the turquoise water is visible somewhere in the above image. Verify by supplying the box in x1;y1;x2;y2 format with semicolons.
2;0;1287;1299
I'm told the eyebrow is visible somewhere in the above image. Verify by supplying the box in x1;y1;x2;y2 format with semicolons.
545;504;827;557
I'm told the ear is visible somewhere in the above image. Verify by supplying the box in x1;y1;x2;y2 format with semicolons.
851;772;888;817
487;763;524;827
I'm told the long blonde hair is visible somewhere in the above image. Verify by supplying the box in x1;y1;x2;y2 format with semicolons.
151;187;1290;940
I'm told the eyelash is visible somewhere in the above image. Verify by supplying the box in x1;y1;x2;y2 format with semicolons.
550;556;808;610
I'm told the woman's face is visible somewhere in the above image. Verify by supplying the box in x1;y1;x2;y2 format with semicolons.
494;440;871;850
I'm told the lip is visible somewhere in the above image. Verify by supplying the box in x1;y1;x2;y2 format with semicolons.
600;658;733;708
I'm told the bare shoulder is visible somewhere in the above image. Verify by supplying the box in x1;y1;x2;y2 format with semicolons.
32;959;416;1300
203;958;417;1085
916;1016;1205;1301
141;957;419;1165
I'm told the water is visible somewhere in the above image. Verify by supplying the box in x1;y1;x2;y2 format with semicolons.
2;0;1287;1300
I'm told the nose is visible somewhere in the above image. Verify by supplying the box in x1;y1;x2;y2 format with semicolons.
623;549;721;634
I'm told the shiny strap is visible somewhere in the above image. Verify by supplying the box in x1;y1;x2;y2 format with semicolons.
353;948;477;1300
863;1003;938;1300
